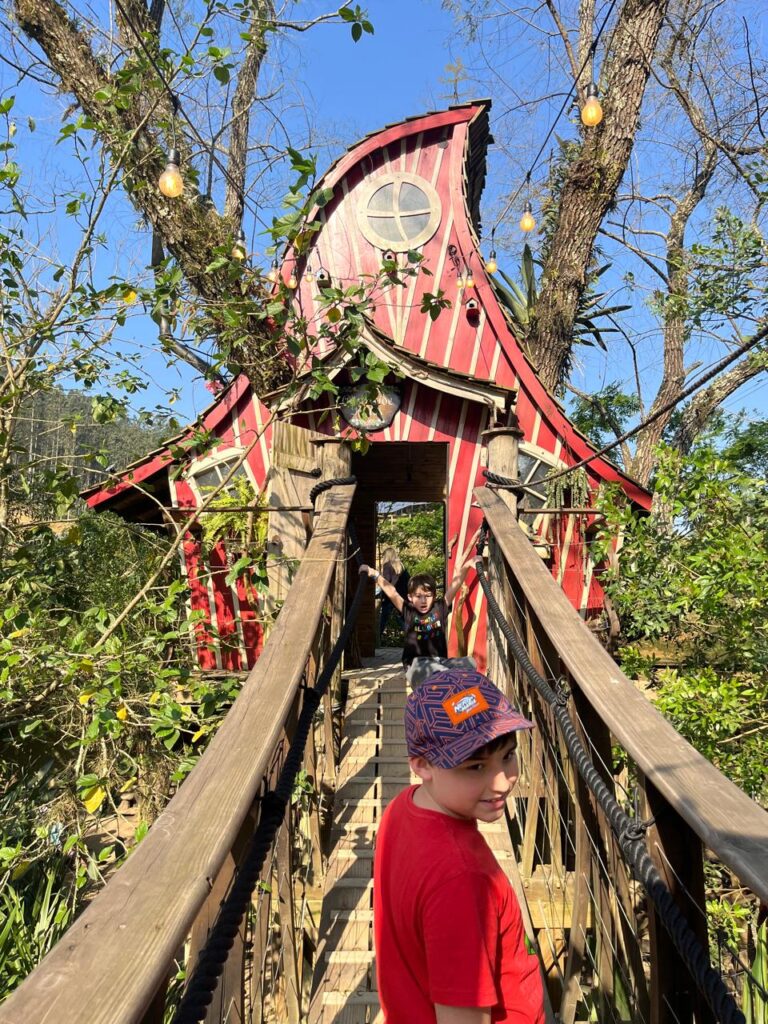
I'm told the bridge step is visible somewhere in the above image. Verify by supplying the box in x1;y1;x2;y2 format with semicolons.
312;660;543;1023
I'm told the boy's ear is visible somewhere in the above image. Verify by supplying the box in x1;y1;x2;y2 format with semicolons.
409;755;434;783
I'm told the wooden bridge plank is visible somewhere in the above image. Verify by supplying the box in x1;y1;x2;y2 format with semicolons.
0;485;357;1024
476;486;768;904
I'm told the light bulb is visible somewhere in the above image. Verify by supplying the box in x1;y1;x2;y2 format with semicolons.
457;274;465;290
158;148;183;198
465;269;475;289
231;229;247;261
581;83;603;127
305;263;314;282
519;202;536;233
287;272;298;289
266;260;279;284
484;250;498;274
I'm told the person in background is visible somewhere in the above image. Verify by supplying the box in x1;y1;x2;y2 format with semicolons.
363;530;479;686
378;546;410;637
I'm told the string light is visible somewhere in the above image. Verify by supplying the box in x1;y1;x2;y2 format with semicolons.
266;260;279;284
287;270;298;290
581;83;604;127
488;0;619;239
519;201;536;233
158;148;183;198
464;262;475;289
231;229;247;261
457;272;466;290
484;250;498;275
305;263;314;282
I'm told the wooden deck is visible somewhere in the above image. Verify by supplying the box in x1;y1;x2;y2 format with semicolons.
309;650;547;1024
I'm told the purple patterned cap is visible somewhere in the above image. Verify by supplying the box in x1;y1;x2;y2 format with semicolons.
405;669;534;768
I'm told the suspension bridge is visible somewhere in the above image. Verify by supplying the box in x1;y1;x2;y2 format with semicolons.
2;441;767;1024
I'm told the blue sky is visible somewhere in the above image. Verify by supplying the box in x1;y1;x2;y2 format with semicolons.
2;1;766;433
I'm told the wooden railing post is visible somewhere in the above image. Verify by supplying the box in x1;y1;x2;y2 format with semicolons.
642;776;716;1024
482;418;524;517
314;437;352;489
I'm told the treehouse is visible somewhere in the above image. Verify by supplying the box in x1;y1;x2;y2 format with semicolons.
83;100;650;673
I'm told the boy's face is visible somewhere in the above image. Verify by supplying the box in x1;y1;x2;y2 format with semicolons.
409;735;520;823
410;586;436;615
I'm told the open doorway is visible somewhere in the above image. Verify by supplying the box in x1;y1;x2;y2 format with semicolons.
375;501;446;650
350;442;448;657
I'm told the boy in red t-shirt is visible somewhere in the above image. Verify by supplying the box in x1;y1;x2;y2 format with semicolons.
373;669;545;1024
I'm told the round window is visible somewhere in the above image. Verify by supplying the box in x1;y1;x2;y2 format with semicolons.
357;172;442;252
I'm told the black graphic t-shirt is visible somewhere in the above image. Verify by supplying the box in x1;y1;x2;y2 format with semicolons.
402;598;449;666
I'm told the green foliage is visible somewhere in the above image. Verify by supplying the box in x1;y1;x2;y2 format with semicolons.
685;209;768;329
338;5;375;42
0;858;74;996
570;382;642;453
493;245;629;352
377;503;444;583
595;442;768;802
0;511;244;998
743;920;768;1024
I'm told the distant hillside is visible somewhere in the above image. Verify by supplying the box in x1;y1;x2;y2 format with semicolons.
12;387;173;499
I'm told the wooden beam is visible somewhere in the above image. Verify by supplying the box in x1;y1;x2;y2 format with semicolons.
475;485;768;904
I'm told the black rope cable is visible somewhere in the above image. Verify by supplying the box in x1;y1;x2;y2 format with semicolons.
172;524;366;1023
540;321;768;484
309;475;357;507
475;520;745;1024
483;469;548;499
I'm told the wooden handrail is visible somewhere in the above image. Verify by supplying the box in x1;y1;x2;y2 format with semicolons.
0;483;356;1024
476;486;768;904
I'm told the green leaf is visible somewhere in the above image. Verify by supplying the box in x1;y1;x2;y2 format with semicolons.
213;65;230;85
351;22;362;41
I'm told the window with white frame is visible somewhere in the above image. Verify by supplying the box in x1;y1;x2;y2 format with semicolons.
357;172;442;252
187;450;249;497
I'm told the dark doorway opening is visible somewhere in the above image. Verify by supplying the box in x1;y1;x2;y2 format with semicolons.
376;501;446;649
350;442;448;657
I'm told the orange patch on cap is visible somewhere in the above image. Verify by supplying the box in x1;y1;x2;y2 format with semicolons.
443;686;489;725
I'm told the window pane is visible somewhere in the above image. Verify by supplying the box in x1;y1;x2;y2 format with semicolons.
530;461;551;485
193;466;222;490
523;491;547;510
399;182;428;211
193;458;247;493
368;183;393;212
403;212;430;235
371;216;404;241
518;453;537;481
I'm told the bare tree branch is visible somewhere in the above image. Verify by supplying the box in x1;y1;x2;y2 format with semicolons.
673;348;768;454
224;0;275;224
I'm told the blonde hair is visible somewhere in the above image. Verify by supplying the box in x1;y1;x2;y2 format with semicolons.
381;546;403;575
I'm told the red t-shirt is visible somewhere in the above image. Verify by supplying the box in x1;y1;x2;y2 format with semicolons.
373;786;544;1023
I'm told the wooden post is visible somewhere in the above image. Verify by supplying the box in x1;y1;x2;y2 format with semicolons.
642;776;716;1024
313;437;352;492
482;417;524;517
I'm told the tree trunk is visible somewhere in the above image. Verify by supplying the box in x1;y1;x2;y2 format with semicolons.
531;0;669;392
13;0;288;392
629;146;718;484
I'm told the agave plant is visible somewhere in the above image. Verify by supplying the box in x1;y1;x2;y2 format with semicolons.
492;245;631;351
744;919;767;1024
